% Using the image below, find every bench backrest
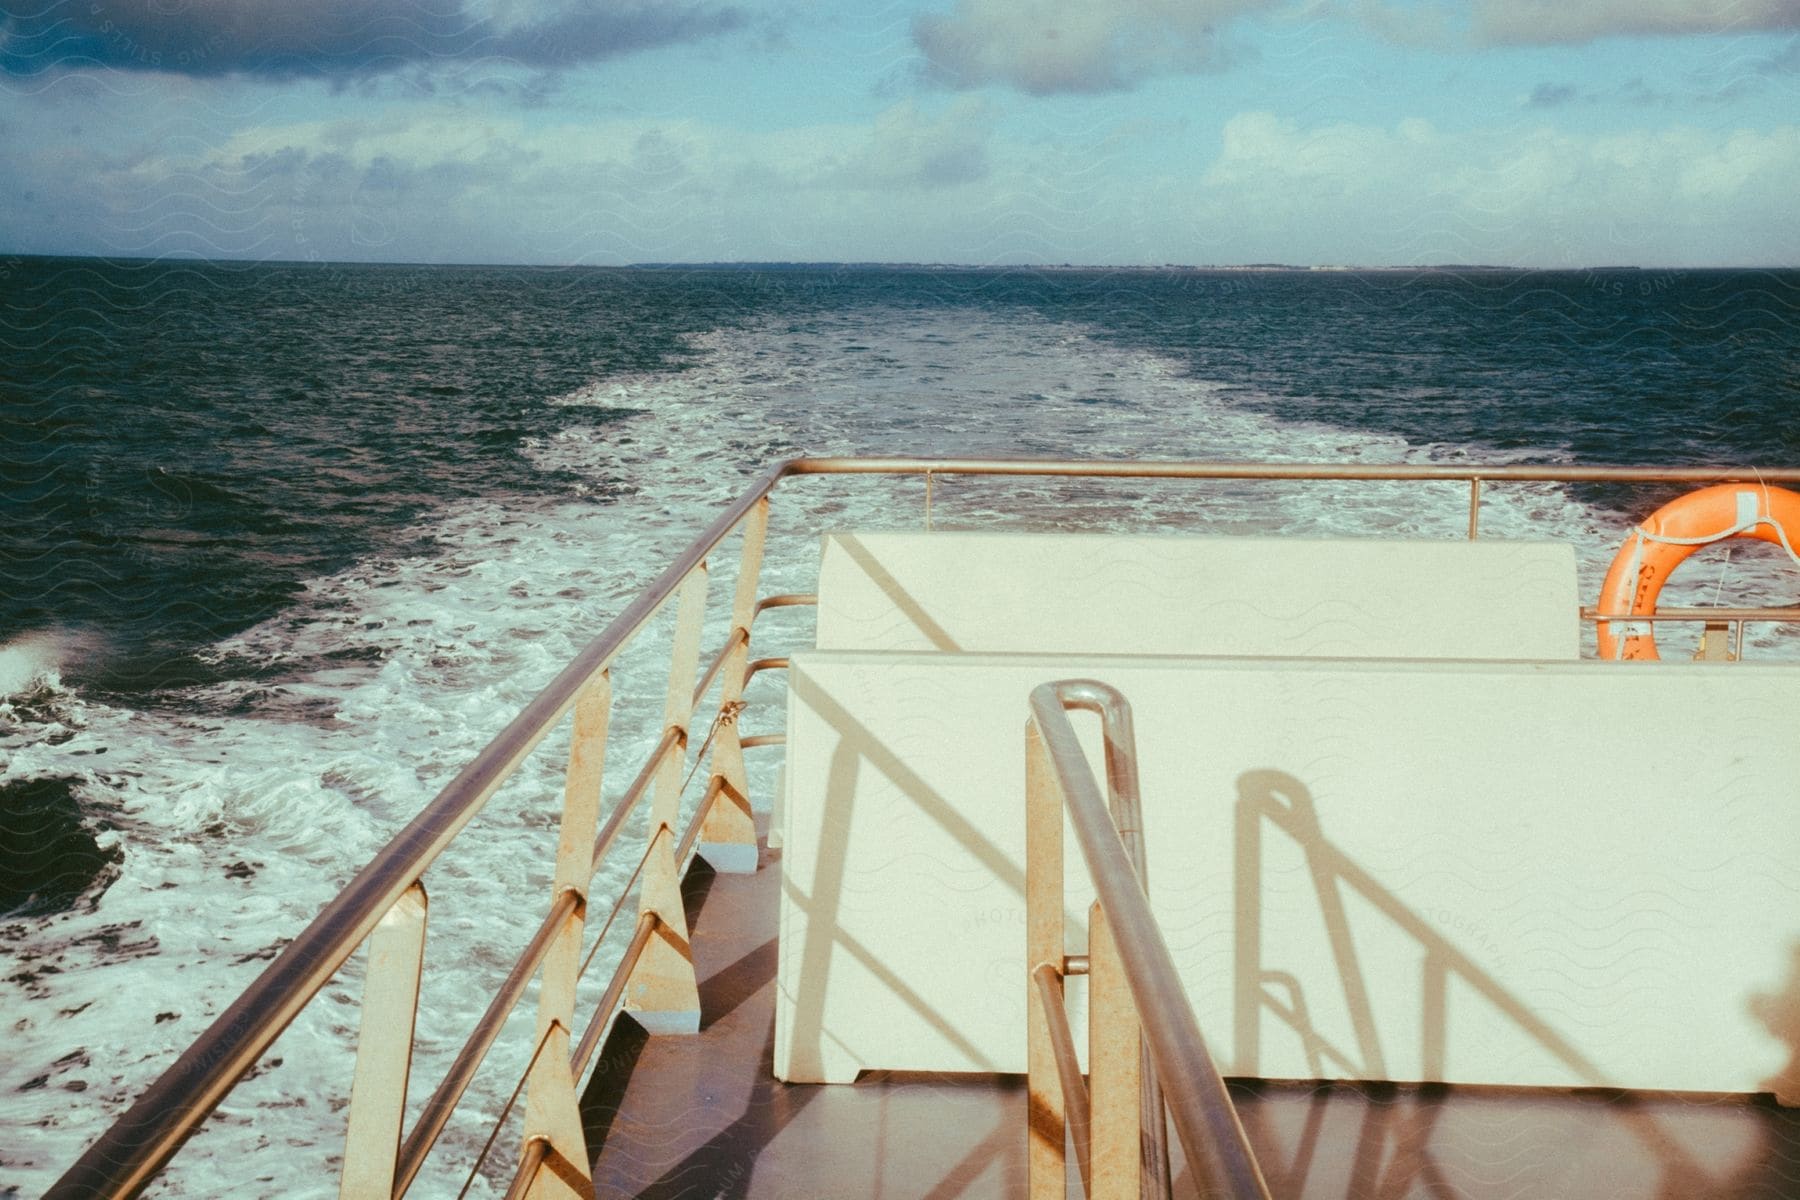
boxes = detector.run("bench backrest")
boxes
[776,651,1800,1102]
[815,532,1580,658]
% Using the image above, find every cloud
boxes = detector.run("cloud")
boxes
[0,97,1001,261]
[839,98,992,188]
[0,0,747,79]
[5,89,1793,266]
[1527,82,1578,107]
[1341,0,1462,50]
[911,0,1273,94]
[1521,71,1780,109]
[1347,0,1800,47]
[1193,110,1800,264]
[1473,0,1800,45]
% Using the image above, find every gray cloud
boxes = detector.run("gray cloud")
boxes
[1527,82,1577,107]
[1473,0,1800,45]
[1522,70,1780,109]
[0,0,746,79]
[1351,0,1800,48]
[912,0,1272,95]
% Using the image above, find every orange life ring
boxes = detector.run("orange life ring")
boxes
[1596,482,1800,659]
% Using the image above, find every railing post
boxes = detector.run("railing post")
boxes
[338,882,428,1200]
[698,499,768,873]
[1089,901,1143,1200]
[520,673,610,1197]
[1421,948,1448,1082]
[628,565,708,1034]
[1026,720,1068,1200]
[1695,620,1734,661]
[1233,784,1262,1078]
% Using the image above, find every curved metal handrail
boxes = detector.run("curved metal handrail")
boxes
[1036,680,1173,1200]
[1028,680,1272,1200]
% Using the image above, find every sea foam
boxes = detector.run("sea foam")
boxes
[0,631,68,697]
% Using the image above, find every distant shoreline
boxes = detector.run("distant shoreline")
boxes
[5,253,1787,272]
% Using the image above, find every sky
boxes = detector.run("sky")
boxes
[0,0,1796,267]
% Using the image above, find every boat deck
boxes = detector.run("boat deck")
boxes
[582,836,1031,1198]
[580,838,1800,1199]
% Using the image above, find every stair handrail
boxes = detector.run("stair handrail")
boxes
[1026,679,1272,1199]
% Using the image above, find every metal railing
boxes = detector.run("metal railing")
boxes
[1025,680,1272,1200]
[792,457,1800,659]
[48,463,792,1198]
[49,456,1800,1198]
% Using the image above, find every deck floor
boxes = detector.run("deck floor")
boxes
[580,840,1800,1199]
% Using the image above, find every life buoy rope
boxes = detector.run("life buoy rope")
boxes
[1596,482,1800,660]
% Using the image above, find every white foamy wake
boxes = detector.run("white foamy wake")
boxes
[4,304,1793,1197]
[0,630,75,698]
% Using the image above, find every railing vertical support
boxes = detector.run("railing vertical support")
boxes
[1421,948,1448,1082]
[520,673,611,1197]
[1696,620,1734,661]
[1026,721,1068,1200]
[652,563,710,829]
[338,882,428,1200]
[1089,901,1143,1200]
[1233,788,1261,1078]
[699,500,769,872]
[1467,477,1483,540]
[628,565,709,1034]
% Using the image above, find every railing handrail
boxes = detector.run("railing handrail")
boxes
[1035,680,1174,1200]
[46,460,794,1198]
[787,456,1800,483]
[1029,680,1272,1199]
[53,455,1800,1196]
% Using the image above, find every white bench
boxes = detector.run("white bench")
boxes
[815,531,1580,659]
[772,529,1581,848]
[775,652,1800,1101]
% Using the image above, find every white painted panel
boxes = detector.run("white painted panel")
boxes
[816,533,1579,659]
[776,653,1800,1103]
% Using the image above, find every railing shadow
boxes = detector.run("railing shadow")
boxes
[1230,767,1725,1197]
[782,673,1038,1079]
[1227,1081,1460,1200]
[828,534,965,651]
[1222,1076,1800,1200]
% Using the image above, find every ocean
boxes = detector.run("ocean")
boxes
[3,258,1798,1195]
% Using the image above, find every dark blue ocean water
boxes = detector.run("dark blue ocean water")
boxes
[7,261,1795,705]
[4,256,1799,1190]
[2,260,733,697]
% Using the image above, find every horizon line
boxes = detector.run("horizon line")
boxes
[6,252,1797,272]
